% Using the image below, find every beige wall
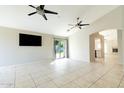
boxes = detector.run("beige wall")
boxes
[0,26,54,66]
[90,32,104,62]
[69,6,123,63]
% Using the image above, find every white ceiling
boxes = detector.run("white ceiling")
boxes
[0,5,119,36]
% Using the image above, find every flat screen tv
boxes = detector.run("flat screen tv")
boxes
[19,33,42,46]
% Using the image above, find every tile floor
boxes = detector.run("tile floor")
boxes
[0,56,124,88]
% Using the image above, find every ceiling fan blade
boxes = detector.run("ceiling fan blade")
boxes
[67,29,70,32]
[68,24,74,26]
[28,12,37,16]
[79,24,90,26]
[42,14,47,20]
[67,26,75,32]
[79,21,82,24]
[70,26,75,30]
[29,5,36,9]
[40,5,45,10]
[79,26,82,29]
[44,9,58,15]
[77,17,80,22]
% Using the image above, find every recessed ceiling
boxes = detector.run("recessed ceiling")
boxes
[0,5,119,36]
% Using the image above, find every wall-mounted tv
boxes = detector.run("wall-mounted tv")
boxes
[19,33,42,46]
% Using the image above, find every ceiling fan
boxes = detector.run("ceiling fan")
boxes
[67,17,89,32]
[28,5,58,20]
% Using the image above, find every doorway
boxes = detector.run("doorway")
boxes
[90,32,104,62]
[54,39,68,59]
[90,29,119,63]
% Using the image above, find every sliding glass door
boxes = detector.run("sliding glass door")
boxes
[54,39,68,59]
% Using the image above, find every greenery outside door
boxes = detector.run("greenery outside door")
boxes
[54,39,67,59]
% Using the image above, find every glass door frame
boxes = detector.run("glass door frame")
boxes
[54,38,69,59]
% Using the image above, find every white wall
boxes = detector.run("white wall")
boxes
[102,30,118,55]
[69,6,123,63]
[117,30,123,63]
[69,30,89,62]
[105,39,118,55]
[0,26,54,66]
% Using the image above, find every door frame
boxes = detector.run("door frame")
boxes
[90,32,104,62]
[53,38,69,59]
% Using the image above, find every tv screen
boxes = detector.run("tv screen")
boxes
[19,33,42,46]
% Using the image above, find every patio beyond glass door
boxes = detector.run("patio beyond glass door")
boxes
[54,39,67,59]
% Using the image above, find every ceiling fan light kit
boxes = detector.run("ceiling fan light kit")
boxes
[67,17,89,32]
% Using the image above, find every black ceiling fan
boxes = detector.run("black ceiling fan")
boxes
[28,5,58,20]
[67,17,89,32]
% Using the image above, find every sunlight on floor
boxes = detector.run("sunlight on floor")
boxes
[50,58,70,65]
[0,57,124,88]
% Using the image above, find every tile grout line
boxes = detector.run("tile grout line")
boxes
[0,60,121,88]
[29,73,38,88]
[117,74,124,88]
[51,80,60,88]
[52,70,92,88]
[58,63,108,88]
[33,63,102,88]
[88,64,116,88]
[55,65,103,88]
[46,64,92,87]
